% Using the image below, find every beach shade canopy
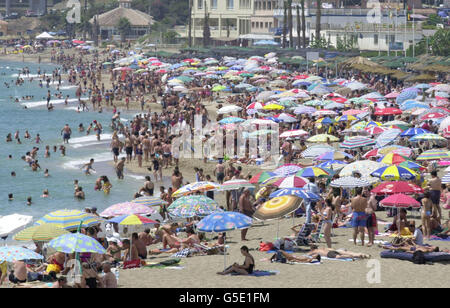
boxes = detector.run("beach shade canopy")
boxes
[400,127,430,137]
[219,179,254,191]
[269,188,320,201]
[249,171,277,184]
[371,165,419,181]
[339,160,387,177]
[380,194,420,208]
[0,246,43,263]
[131,196,168,207]
[273,164,303,176]
[0,214,33,238]
[295,167,329,178]
[416,149,450,161]
[410,133,446,142]
[34,210,102,231]
[107,214,158,225]
[301,145,335,158]
[172,181,221,198]
[315,151,353,161]
[14,224,69,242]
[196,212,252,233]
[375,129,402,148]
[49,233,107,254]
[253,196,302,221]
[36,32,54,39]
[330,176,371,188]
[100,202,156,217]
[269,175,309,188]
[340,136,376,149]
[167,195,221,218]
[371,181,423,195]
[307,134,339,143]
[280,129,309,138]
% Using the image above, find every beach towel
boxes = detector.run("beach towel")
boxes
[429,235,450,241]
[144,259,181,268]
[266,250,294,254]
[288,261,321,265]
[230,270,279,277]
[321,257,355,262]
[170,248,191,258]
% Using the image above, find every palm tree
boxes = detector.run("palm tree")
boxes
[301,0,306,48]
[288,0,293,48]
[296,4,301,49]
[315,0,321,43]
[203,1,211,47]
[117,17,131,43]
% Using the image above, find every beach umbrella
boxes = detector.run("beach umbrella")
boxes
[416,149,450,161]
[49,233,106,254]
[218,117,244,124]
[316,160,347,171]
[132,196,168,207]
[35,210,103,231]
[385,92,400,99]
[100,202,156,217]
[254,196,302,221]
[219,179,254,191]
[312,109,337,116]
[263,103,284,111]
[14,224,69,242]
[269,175,309,188]
[108,214,158,225]
[212,85,227,92]
[375,129,402,148]
[377,153,409,165]
[396,90,418,104]
[167,195,221,218]
[315,151,353,161]
[371,165,419,181]
[335,115,357,122]
[398,161,424,171]
[442,173,450,184]
[307,134,339,143]
[0,246,43,262]
[172,181,221,198]
[269,188,320,201]
[400,127,430,137]
[0,214,33,238]
[248,129,276,137]
[380,194,420,208]
[301,145,335,158]
[295,167,329,178]
[371,181,423,195]
[325,102,345,110]
[330,176,371,188]
[315,117,335,125]
[273,164,303,176]
[275,113,297,123]
[246,102,265,110]
[410,133,446,142]
[374,108,403,116]
[365,125,388,135]
[197,212,253,269]
[340,160,386,177]
[340,136,375,149]
[420,112,446,121]
[280,129,309,138]
[249,171,277,184]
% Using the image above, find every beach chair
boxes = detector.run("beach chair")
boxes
[311,220,324,243]
[193,243,225,255]
[294,223,315,246]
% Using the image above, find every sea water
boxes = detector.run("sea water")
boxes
[0,60,147,234]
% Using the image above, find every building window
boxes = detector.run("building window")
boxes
[227,0,234,9]
[374,34,378,45]
[210,0,217,9]
[252,22,255,28]
[198,0,203,9]
[263,1,266,9]
[268,1,271,9]
[265,22,268,28]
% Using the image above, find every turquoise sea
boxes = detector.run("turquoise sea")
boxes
[0,60,147,232]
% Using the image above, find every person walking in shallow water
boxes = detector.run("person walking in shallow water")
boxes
[61,124,72,144]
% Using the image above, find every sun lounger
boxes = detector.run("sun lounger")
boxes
[193,243,225,255]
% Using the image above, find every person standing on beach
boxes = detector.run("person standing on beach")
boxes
[61,124,72,144]
[428,171,442,221]
[239,189,254,241]
[351,187,368,246]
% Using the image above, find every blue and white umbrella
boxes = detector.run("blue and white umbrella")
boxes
[415,83,431,89]
[218,116,244,124]
[0,246,43,262]
[301,145,335,158]
[442,172,450,184]
[400,127,430,137]
[396,90,418,104]
[375,129,402,148]
[400,100,429,110]
[316,160,348,170]
[269,188,320,201]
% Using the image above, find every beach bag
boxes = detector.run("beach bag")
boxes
[259,242,274,252]
[412,251,426,265]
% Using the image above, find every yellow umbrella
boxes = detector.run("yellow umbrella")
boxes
[307,134,339,143]
[14,224,69,242]
[263,104,284,111]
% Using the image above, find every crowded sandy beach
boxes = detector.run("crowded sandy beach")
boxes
[0,38,449,290]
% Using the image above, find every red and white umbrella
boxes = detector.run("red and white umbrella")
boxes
[280,129,309,138]
[371,181,423,195]
[331,97,347,103]
[342,109,365,116]
[271,176,309,188]
[246,102,265,110]
[384,92,399,99]
[420,112,446,121]
[365,126,387,135]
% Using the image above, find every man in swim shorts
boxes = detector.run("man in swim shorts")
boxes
[61,124,72,144]
[351,188,368,246]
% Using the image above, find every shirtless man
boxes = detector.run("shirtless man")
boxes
[100,263,117,288]
[9,261,27,284]
[214,159,225,184]
[61,124,72,144]
[115,157,125,180]
[239,189,254,241]
[350,187,368,246]
[142,135,151,162]
[124,134,133,163]
[110,137,121,163]
[132,233,147,259]
[162,141,171,168]
[171,169,183,191]
[122,239,139,261]
[428,171,442,221]
[138,229,153,246]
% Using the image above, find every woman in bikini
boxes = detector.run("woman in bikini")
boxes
[217,246,255,275]
[422,191,433,239]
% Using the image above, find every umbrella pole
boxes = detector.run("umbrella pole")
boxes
[223,237,226,271]
[277,218,280,240]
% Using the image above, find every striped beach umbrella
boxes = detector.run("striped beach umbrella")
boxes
[273,164,303,176]
[377,153,409,165]
[49,233,107,254]
[375,129,402,148]
[295,167,329,178]
[249,171,277,184]
[365,125,388,135]
[442,172,450,184]
[380,194,420,208]
[301,145,335,158]
[330,176,371,188]
[34,210,103,231]
[172,181,221,198]
[398,160,425,170]
[416,149,450,161]
[316,160,347,170]
[410,133,446,142]
[340,136,375,149]
[108,214,158,225]
[219,179,254,191]
[253,196,302,221]
[269,188,320,201]
[371,165,419,181]
[14,224,69,242]
[269,175,309,188]
[132,196,168,207]
[315,151,353,161]
[168,195,221,218]
[400,127,430,137]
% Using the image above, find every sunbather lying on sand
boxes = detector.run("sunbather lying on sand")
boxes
[150,226,200,254]
[270,250,321,264]
[308,244,370,260]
